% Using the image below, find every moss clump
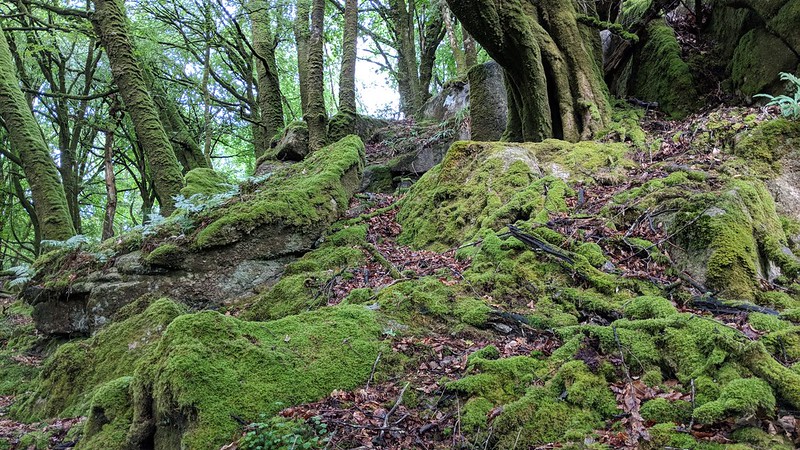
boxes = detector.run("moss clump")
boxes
[460,397,493,432]
[453,297,492,327]
[640,398,692,424]
[81,376,134,449]
[180,168,232,198]
[194,135,364,248]
[144,243,184,268]
[674,179,800,299]
[623,296,678,320]
[692,378,775,424]
[0,302,39,396]
[732,119,800,176]
[14,298,186,421]
[575,242,606,268]
[551,361,619,417]
[131,305,385,449]
[632,21,698,118]
[397,140,632,251]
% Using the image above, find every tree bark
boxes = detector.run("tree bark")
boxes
[305,0,328,151]
[91,0,185,215]
[464,28,478,70]
[442,4,467,78]
[0,28,75,242]
[339,0,358,116]
[294,0,312,116]
[102,127,117,240]
[446,0,610,142]
[249,0,285,157]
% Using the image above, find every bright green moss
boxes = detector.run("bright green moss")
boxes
[144,243,183,267]
[748,313,792,332]
[453,297,492,327]
[575,242,606,267]
[460,397,493,433]
[632,22,698,118]
[732,119,800,176]
[730,426,795,450]
[397,140,634,251]
[551,361,619,417]
[14,298,186,422]
[640,398,692,424]
[693,378,775,424]
[623,296,678,320]
[762,327,800,360]
[194,135,365,248]
[180,168,232,198]
[132,305,385,449]
[81,377,134,450]
[448,351,542,404]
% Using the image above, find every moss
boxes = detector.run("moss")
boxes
[732,118,800,176]
[397,140,634,251]
[730,426,794,450]
[640,398,692,424]
[491,386,604,448]
[693,378,775,424]
[180,168,232,198]
[460,397,493,432]
[453,297,492,327]
[132,305,385,449]
[144,243,184,268]
[757,291,800,310]
[81,376,134,449]
[674,179,800,300]
[762,326,800,360]
[623,296,678,320]
[194,135,364,248]
[551,360,619,417]
[731,28,799,98]
[748,313,792,332]
[575,242,606,268]
[632,21,698,119]
[14,298,186,421]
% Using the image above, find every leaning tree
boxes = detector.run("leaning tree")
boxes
[446,0,611,142]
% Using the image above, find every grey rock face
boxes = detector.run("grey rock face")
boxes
[468,61,508,141]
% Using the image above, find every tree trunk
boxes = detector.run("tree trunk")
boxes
[329,0,359,142]
[143,67,210,173]
[391,0,422,118]
[305,0,328,151]
[464,28,478,70]
[339,0,358,116]
[250,0,285,157]
[294,0,312,116]
[442,4,467,78]
[446,0,610,142]
[92,0,185,215]
[0,28,75,242]
[102,127,117,240]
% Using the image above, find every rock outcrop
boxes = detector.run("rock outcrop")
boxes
[24,136,366,336]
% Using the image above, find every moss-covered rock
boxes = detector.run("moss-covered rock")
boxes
[631,21,698,118]
[14,298,186,421]
[693,378,775,424]
[130,305,385,449]
[195,135,365,249]
[397,140,632,251]
[731,28,799,98]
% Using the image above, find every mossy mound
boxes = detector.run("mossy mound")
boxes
[397,140,632,251]
[130,304,385,449]
[180,168,232,198]
[13,295,386,449]
[14,297,187,421]
[194,135,365,249]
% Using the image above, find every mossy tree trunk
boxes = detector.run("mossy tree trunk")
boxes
[446,0,611,142]
[294,0,312,116]
[92,0,185,215]
[329,0,358,141]
[305,0,328,151]
[0,28,76,242]
[390,0,445,118]
[142,66,210,173]
[249,0,285,157]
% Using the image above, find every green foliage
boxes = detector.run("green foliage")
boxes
[240,416,331,450]
[755,72,800,119]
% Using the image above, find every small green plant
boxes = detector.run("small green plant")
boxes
[755,72,800,119]
[239,415,330,450]
[5,265,35,289]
